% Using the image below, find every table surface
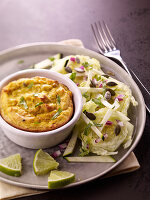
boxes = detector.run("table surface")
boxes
[0,0,150,199]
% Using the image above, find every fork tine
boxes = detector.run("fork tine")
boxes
[98,21,112,51]
[102,21,116,49]
[94,22,108,52]
[91,24,103,54]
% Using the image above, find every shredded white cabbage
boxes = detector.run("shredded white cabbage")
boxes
[50,55,138,156]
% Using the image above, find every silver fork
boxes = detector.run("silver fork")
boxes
[91,21,150,113]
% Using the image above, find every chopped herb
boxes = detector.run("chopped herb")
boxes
[19,96,28,109]
[34,121,40,124]
[93,122,103,127]
[82,92,89,99]
[35,102,43,107]
[102,83,106,96]
[82,62,89,68]
[82,92,90,101]
[84,123,92,135]
[48,57,55,61]
[70,72,76,81]
[52,108,62,120]
[56,95,61,105]
[94,74,101,81]
[17,60,24,64]
[27,82,34,89]
[33,93,39,97]
[92,98,103,107]
[80,146,90,157]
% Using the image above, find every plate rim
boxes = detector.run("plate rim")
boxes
[0,42,146,189]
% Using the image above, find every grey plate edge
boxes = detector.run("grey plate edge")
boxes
[0,42,146,189]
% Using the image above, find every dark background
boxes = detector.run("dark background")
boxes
[0,0,150,199]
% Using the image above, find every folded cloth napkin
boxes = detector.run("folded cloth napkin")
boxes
[0,39,140,200]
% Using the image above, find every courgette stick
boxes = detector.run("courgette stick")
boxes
[33,53,63,69]
[81,113,103,138]
[34,59,53,69]
[63,125,79,157]
[65,156,116,163]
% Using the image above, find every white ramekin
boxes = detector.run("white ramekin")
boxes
[0,69,83,149]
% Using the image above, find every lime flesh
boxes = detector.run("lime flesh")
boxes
[33,149,59,176]
[48,170,75,189]
[0,153,22,177]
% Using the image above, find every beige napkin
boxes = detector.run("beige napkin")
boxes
[0,39,140,200]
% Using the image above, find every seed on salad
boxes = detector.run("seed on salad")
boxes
[65,66,72,73]
[102,74,110,78]
[104,91,111,100]
[75,57,80,64]
[114,125,121,136]
[64,59,69,68]
[74,67,85,73]
[105,88,116,96]
[90,79,97,88]
[106,81,118,86]
[83,110,96,120]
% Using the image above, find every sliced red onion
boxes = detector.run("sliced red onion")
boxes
[103,133,108,139]
[95,137,101,143]
[51,150,61,158]
[70,57,75,62]
[80,65,84,70]
[83,76,88,81]
[99,83,103,88]
[74,67,85,73]
[116,94,124,101]
[76,57,80,64]
[86,144,89,149]
[116,120,124,127]
[58,143,68,150]
[76,83,80,86]
[106,121,113,125]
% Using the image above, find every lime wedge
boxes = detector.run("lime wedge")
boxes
[48,170,75,189]
[33,149,59,176]
[0,153,22,177]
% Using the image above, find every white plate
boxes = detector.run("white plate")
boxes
[0,43,146,189]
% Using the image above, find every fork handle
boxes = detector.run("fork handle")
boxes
[119,59,150,114]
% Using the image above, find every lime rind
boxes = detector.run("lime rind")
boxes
[0,153,22,177]
[48,170,75,189]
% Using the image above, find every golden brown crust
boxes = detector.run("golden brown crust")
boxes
[0,76,73,132]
